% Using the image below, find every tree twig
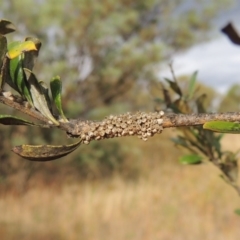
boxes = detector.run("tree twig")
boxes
[0,94,49,123]
[64,111,240,143]
[2,92,240,143]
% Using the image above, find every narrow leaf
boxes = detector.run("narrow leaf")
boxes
[187,71,198,100]
[39,81,52,112]
[0,115,38,126]
[164,78,182,96]
[24,68,59,125]
[179,154,202,165]
[203,121,240,134]
[0,19,16,35]
[50,76,68,122]
[3,56,21,92]
[9,54,33,105]
[12,140,81,161]
[7,40,37,59]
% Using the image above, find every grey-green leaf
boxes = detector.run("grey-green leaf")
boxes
[12,140,81,161]
[164,78,182,96]
[0,115,38,126]
[50,76,68,122]
[39,81,52,112]
[24,68,59,125]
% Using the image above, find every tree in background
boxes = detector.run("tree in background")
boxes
[1,0,231,114]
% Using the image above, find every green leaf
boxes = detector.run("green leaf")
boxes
[0,115,38,126]
[0,19,16,35]
[50,76,68,122]
[187,71,198,100]
[164,78,182,96]
[24,68,59,125]
[3,57,21,93]
[203,121,240,134]
[179,154,202,165]
[7,40,37,59]
[9,54,33,105]
[12,140,81,161]
[234,209,240,216]
[39,81,52,112]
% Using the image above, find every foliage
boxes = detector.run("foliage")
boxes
[158,70,240,195]
[0,19,82,160]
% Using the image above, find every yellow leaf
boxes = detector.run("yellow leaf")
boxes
[7,40,37,59]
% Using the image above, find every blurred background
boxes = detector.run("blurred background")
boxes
[1,0,240,239]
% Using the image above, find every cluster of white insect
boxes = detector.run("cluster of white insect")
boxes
[72,111,165,144]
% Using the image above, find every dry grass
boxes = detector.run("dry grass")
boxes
[1,134,240,240]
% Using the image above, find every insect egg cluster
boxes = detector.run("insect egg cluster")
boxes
[73,111,165,144]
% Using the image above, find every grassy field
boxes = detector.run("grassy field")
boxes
[0,133,240,239]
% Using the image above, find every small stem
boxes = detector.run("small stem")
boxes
[162,112,240,128]
[0,94,50,123]
[1,94,240,140]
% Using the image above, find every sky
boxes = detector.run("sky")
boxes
[160,0,240,94]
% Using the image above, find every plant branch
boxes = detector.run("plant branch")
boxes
[0,94,50,123]
[64,111,240,143]
[1,92,240,142]
[161,112,240,128]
